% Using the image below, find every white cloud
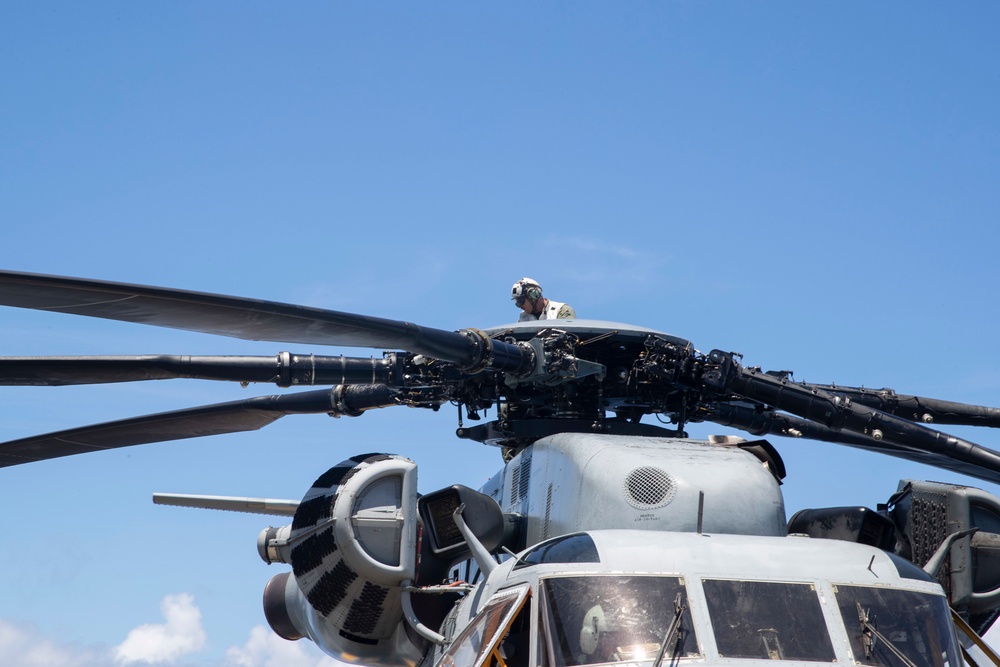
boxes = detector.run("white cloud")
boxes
[0,602,343,667]
[114,594,207,665]
[224,626,344,667]
[0,618,106,667]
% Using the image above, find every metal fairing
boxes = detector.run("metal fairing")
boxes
[484,434,786,541]
[482,319,686,344]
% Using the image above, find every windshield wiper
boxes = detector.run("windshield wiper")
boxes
[857,603,919,667]
[652,592,686,667]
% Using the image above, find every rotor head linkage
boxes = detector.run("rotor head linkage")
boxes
[455,328,534,376]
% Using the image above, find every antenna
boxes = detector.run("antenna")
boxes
[697,491,705,534]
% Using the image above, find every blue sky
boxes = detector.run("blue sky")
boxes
[1,3,999,665]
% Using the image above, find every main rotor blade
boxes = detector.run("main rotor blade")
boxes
[0,353,402,387]
[707,351,1000,484]
[708,402,1000,485]
[0,385,398,468]
[0,271,522,370]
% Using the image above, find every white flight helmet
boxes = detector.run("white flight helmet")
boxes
[511,277,543,307]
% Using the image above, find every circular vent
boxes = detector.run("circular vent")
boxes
[623,466,675,509]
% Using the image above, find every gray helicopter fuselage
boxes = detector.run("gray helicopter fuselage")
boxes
[425,432,961,667]
[431,529,958,667]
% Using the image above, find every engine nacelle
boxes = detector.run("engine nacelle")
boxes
[889,479,1000,634]
[261,453,424,665]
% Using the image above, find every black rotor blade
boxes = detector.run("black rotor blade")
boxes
[706,350,1000,484]
[0,385,399,468]
[800,383,1000,429]
[707,402,1000,485]
[0,353,402,387]
[0,270,527,372]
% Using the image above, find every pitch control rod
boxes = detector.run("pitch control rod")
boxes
[796,383,1000,429]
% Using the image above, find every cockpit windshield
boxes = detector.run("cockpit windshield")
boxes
[834,585,960,667]
[702,579,835,661]
[540,575,698,666]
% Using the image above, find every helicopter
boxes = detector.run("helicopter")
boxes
[3,269,1000,667]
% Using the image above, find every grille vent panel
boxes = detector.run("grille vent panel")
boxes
[623,466,676,509]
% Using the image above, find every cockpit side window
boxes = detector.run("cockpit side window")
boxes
[833,584,960,667]
[702,579,835,661]
[435,584,530,667]
[514,533,600,570]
